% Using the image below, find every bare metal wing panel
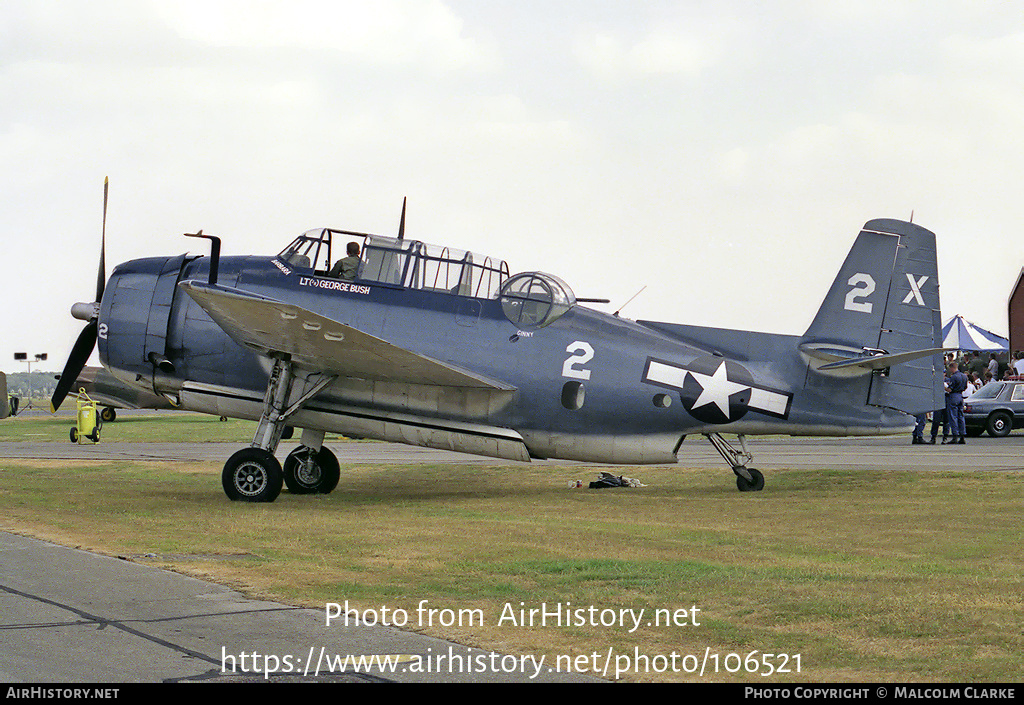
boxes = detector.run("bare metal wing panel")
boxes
[179,281,516,390]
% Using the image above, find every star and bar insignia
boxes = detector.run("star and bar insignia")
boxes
[642,355,793,424]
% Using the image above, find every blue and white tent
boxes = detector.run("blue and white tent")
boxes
[941,315,1008,351]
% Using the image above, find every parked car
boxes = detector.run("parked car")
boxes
[963,380,1024,436]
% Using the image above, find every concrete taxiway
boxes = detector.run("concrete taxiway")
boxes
[2,433,1023,470]
[0,531,595,683]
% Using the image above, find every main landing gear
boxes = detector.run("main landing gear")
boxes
[283,445,340,494]
[221,356,338,502]
[223,448,283,502]
[705,433,765,492]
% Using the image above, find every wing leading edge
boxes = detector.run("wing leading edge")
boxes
[179,281,516,391]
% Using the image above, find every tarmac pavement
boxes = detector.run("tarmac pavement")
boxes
[0,531,596,683]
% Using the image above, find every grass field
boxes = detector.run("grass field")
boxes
[1,417,1021,682]
[0,411,259,443]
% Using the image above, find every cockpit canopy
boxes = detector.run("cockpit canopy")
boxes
[498,272,576,329]
[277,229,510,299]
[277,229,578,328]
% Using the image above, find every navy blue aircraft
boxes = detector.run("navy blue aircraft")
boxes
[52,186,946,501]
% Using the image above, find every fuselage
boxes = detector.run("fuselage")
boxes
[97,246,911,465]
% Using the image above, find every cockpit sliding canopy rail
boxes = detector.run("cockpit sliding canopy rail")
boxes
[277,228,511,299]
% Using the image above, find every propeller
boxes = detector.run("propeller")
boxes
[51,177,108,412]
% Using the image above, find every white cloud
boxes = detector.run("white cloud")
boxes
[153,0,497,71]
[574,28,722,80]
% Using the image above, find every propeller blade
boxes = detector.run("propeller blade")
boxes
[96,176,108,302]
[50,321,97,412]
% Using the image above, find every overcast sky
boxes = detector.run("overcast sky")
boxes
[3,1,1022,374]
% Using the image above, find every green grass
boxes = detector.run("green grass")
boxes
[0,411,259,443]
[0,456,1021,682]
[0,411,353,444]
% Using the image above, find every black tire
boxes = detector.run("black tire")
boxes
[99,407,117,422]
[986,411,1013,437]
[283,446,340,494]
[222,448,283,502]
[70,427,79,443]
[736,467,765,492]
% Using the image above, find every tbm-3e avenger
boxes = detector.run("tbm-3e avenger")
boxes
[52,189,945,501]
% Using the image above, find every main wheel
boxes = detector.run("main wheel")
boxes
[735,467,765,492]
[283,446,340,494]
[986,411,1012,437]
[100,407,117,422]
[222,448,283,502]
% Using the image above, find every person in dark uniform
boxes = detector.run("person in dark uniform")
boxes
[929,372,950,444]
[945,361,969,444]
[912,413,927,445]
[329,242,361,279]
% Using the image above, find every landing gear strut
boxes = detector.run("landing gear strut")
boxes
[220,355,337,502]
[705,433,765,492]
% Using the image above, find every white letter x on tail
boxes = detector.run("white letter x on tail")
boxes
[902,274,928,306]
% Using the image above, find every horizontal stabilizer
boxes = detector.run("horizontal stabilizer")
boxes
[179,281,516,390]
[816,347,951,371]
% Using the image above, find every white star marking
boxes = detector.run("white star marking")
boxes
[687,361,751,418]
[643,358,792,420]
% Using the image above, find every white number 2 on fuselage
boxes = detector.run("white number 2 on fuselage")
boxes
[562,341,594,380]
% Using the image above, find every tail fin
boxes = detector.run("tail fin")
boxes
[802,219,944,414]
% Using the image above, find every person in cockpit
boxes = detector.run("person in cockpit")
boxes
[329,242,361,279]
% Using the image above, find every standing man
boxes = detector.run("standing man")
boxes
[929,369,950,445]
[946,361,969,445]
[968,352,987,379]
[987,353,999,381]
[912,413,927,445]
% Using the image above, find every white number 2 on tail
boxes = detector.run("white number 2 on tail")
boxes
[562,341,594,380]
[844,273,875,313]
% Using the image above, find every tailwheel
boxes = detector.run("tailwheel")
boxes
[734,467,765,492]
[706,433,766,492]
[222,448,283,502]
[283,445,340,495]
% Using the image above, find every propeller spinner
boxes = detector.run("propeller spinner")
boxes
[51,177,108,412]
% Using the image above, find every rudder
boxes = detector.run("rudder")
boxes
[866,219,943,414]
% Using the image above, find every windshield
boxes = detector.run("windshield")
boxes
[278,229,331,271]
[971,382,1004,400]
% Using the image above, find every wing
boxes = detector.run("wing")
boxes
[178,281,515,390]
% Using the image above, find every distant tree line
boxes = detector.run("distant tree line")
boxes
[2,371,59,399]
